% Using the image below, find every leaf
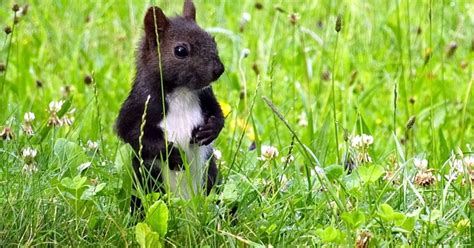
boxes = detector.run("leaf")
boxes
[341,210,366,229]
[324,164,344,181]
[314,114,331,164]
[316,226,342,243]
[135,223,161,248]
[357,164,384,183]
[54,138,88,172]
[80,183,106,200]
[344,173,362,193]
[61,175,87,190]
[377,203,395,222]
[114,144,133,173]
[115,145,133,211]
[145,232,161,248]
[145,200,169,237]
[398,216,416,233]
[429,209,442,223]
[219,180,239,202]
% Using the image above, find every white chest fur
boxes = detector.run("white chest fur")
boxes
[158,87,212,199]
[159,87,203,147]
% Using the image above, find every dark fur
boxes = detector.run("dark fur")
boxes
[116,0,225,213]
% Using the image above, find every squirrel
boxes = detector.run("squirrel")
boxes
[115,0,225,213]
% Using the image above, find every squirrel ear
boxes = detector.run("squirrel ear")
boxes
[144,7,168,45]
[183,0,196,21]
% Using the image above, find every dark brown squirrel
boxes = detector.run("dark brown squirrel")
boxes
[115,0,225,212]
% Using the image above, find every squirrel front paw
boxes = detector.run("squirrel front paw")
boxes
[191,115,223,146]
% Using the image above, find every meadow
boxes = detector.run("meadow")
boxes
[0,0,473,246]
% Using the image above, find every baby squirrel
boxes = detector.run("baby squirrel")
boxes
[116,0,225,211]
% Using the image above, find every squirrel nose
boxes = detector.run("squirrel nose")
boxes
[213,61,224,79]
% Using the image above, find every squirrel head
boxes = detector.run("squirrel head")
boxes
[141,0,224,90]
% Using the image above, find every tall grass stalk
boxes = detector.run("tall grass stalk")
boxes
[331,16,342,164]
[1,12,17,104]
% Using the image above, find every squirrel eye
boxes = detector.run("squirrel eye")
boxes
[174,45,189,58]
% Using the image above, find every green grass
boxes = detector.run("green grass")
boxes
[1,0,473,246]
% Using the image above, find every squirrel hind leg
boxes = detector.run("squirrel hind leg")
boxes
[205,157,218,195]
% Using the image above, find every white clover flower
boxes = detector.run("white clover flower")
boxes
[361,134,374,146]
[48,100,64,113]
[414,158,428,171]
[241,48,250,58]
[241,12,251,23]
[24,112,35,123]
[213,149,222,160]
[464,156,474,168]
[298,112,308,127]
[281,154,295,163]
[258,145,279,161]
[22,163,38,175]
[22,147,37,159]
[350,135,363,148]
[78,162,91,173]
[86,140,99,151]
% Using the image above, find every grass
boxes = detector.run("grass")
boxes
[1,0,473,246]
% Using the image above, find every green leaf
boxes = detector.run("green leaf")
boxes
[80,183,106,200]
[145,200,169,237]
[377,203,395,222]
[115,145,133,212]
[219,180,239,202]
[341,210,366,229]
[135,223,161,248]
[429,209,442,223]
[324,164,344,181]
[114,144,133,173]
[316,226,342,243]
[54,138,88,172]
[392,212,407,226]
[398,216,416,233]
[61,175,87,190]
[145,232,161,248]
[357,164,384,183]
